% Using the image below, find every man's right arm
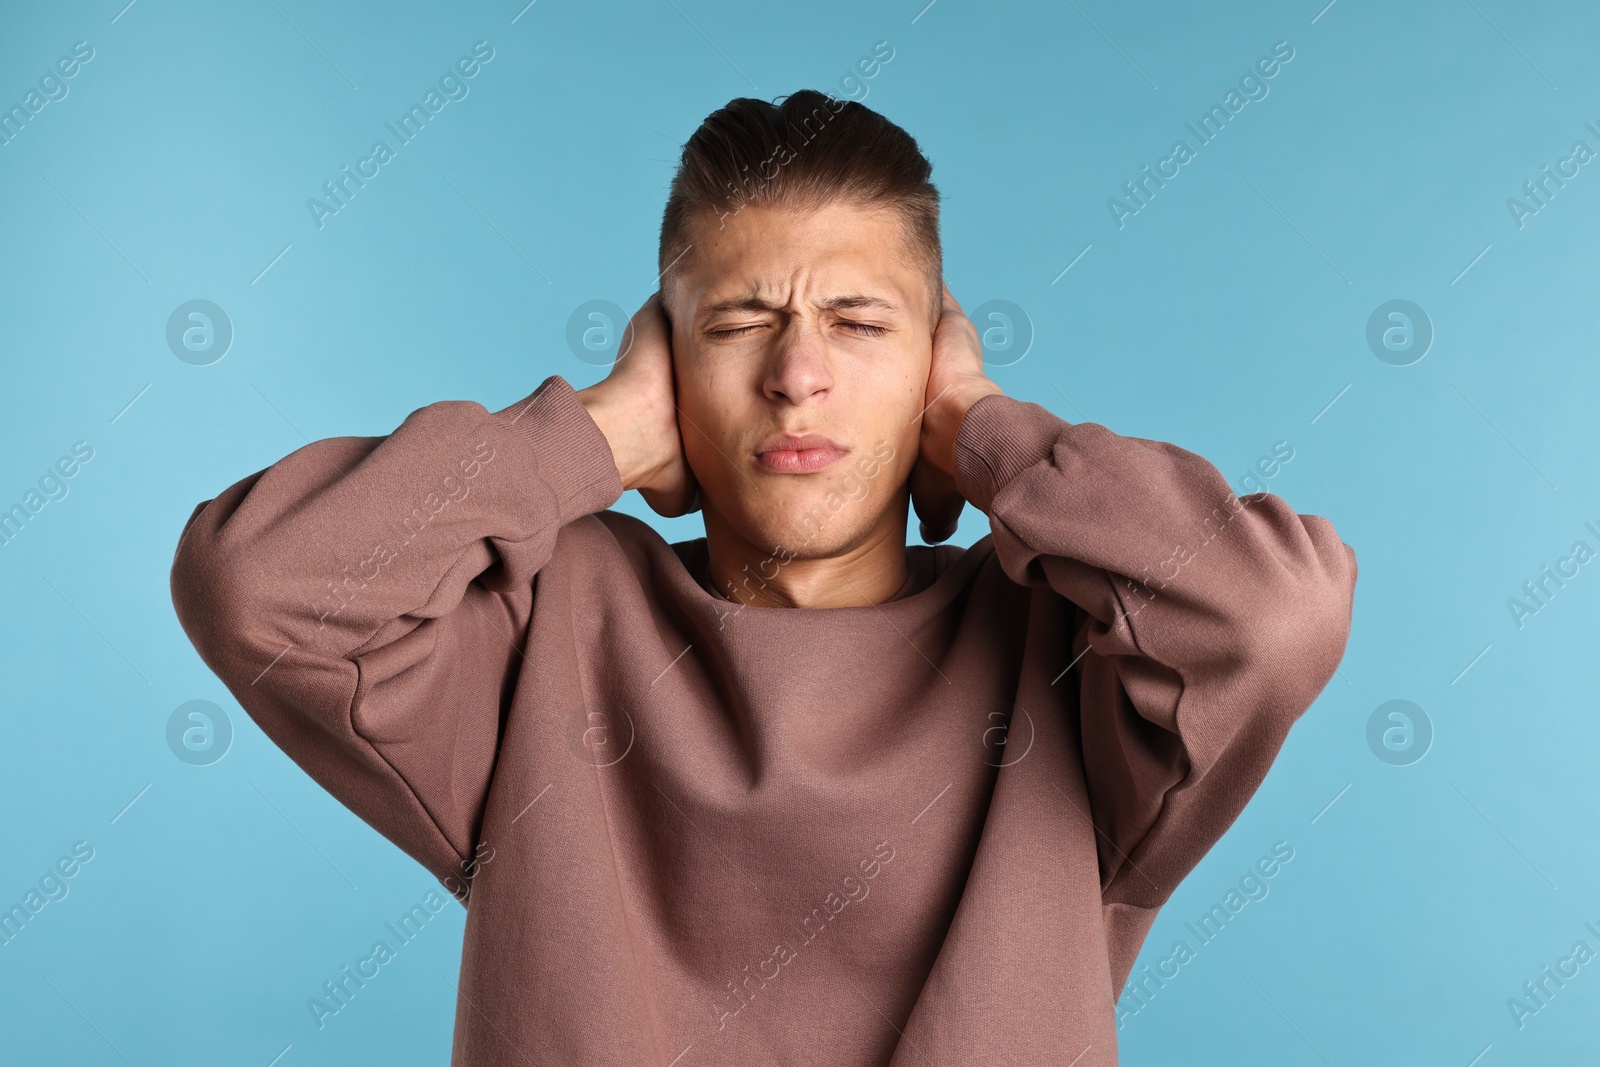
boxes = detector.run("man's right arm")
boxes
[168,375,623,898]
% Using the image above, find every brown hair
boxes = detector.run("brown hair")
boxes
[658,89,942,330]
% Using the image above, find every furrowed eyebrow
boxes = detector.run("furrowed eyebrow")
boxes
[699,293,902,319]
[822,294,900,313]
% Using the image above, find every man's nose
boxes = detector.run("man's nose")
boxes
[762,318,834,404]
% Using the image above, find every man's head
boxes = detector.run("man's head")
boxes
[656,90,943,567]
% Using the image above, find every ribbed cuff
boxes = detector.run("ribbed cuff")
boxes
[490,375,624,525]
[953,392,1066,515]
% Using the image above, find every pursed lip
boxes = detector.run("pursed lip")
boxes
[753,431,850,456]
[752,431,851,474]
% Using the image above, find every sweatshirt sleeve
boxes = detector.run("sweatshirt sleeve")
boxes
[952,393,1357,910]
[169,374,623,899]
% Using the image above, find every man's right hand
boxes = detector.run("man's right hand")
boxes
[576,291,701,518]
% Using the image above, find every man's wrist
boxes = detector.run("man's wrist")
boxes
[929,381,1006,476]
[576,387,645,491]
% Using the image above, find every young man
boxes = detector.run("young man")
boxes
[170,90,1356,1065]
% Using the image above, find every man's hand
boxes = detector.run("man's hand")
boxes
[576,291,701,518]
[909,282,1006,544]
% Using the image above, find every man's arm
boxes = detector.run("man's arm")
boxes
[950,391,1357,909]
[169,375,623,898]
[169,290,690,900]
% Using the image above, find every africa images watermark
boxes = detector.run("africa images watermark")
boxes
[0,440,95,550]
[712,40,895,232]
[439,839,495,906]
[1505,518,1600,630]
[309,437,497,632]
[1107,40,1296,230]
[1114,440,1295,626]
[1506,120,1600,231]
[1115,840,1295,1029]
[306,41,496,230]
[708,839,897,1035]
[1504,915,1600,1031]
[0,40,95,149]
[0,840,96,949]
[711,439,898,630]
[306,887,450,1030]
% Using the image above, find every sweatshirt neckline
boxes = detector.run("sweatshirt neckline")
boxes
[673,536,951,616]
[698,551,920,605]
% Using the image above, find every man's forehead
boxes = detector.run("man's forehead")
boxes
[696,289,907,317]
[670,203,922,318]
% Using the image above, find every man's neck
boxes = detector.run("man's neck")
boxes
[701,503,911,609]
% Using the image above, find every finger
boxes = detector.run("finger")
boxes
[941,280,962,315]
[648,288,673,330]
[621,293,669,360]
[918,518,957,545]
[916,495,963,544]
[916,490,961,543]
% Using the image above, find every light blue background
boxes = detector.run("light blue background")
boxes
[3,0,1596,1063]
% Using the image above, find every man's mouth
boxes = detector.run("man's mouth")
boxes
[754,432,850,474]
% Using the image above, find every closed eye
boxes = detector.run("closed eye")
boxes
[708,322,888,338]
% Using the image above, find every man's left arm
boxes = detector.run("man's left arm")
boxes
[947,390,1358,911]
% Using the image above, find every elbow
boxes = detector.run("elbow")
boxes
[171,499,217,626]
[1253,523,1357,720]
[171,504,227,658]
[169,498,265,675]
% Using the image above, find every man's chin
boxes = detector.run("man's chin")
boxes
[721,494,883,560]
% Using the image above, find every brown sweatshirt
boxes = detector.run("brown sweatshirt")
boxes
[169,374,1356,1066]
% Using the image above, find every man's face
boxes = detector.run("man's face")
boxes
[663,199,935,561]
